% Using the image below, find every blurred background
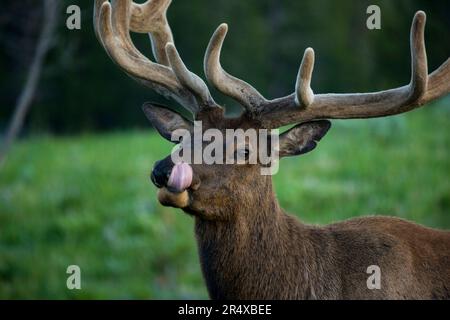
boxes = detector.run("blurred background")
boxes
[0,0,449,299]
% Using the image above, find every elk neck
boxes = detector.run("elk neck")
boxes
[193,176,326,299]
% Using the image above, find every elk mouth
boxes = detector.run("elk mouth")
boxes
[167,162,193,193]
[156,162,194,208]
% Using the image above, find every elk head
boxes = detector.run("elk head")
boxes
[94,0,450,220]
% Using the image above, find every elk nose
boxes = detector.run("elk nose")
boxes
[151,159,173,188]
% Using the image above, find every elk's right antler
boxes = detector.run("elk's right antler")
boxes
[94,0,220,115]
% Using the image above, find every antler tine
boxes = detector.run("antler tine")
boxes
[166,43,217,107]
[130,0,171,33]
[408,11,428,101]
[295,48,315,107]
[205,24,268,114]
[95,0,135,53]
[94,0,220,115]
[129,0,173,66]
[94,0,107,44]
[260,11,449,129]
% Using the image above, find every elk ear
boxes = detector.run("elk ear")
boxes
[278,121,331,158]
[142,103,193,142]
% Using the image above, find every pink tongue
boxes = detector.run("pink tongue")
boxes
[167,162,193,193]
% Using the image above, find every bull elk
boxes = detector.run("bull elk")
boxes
[94,0,450,299]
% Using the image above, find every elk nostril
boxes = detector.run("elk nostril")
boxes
[151,171,163,188]
[151,167,169,188]
[151,159,175,189]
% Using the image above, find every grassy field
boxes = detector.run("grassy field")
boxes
[0,104,449,299]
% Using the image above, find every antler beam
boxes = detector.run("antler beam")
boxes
[129,0,173,66]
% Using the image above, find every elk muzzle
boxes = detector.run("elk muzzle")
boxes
[151,159,194,208]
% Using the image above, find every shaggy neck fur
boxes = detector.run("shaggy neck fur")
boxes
[194,178,336,300]
[192,176,450,300]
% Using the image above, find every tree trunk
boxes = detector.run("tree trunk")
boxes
[0,0,59,167]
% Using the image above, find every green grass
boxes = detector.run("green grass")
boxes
[0,103,449,299]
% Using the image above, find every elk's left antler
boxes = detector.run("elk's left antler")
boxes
[204,11,449,128]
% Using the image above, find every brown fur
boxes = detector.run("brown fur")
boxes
[191,178,450,300]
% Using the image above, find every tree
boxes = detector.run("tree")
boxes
[0,0,60,166]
